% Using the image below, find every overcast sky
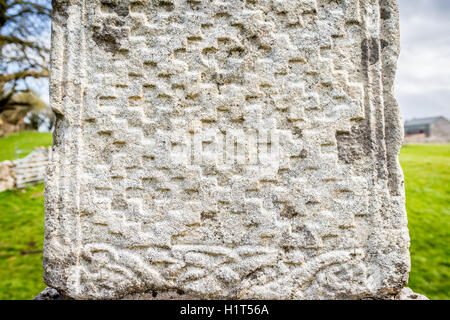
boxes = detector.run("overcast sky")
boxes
[397,0,450,120]
[34,1,449,121]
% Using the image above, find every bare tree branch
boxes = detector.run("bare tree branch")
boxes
[0,69,49,83]
[0,0,51,112]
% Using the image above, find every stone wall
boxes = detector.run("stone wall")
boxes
[0,161,16,193]
[0,148,50,192]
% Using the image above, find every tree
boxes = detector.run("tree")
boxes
[0,0,51,113]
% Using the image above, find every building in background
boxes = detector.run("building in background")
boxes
[404,116,450,143]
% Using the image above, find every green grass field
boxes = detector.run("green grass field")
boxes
[0,131,53,162]
[399,144,450,300]
[0,185,46,300]
[0,131,448,299]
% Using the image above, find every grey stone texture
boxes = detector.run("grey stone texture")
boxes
[44,0,411,299]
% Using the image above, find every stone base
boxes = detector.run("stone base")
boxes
[33,287,70,300]
[34,287,428,300]
[395,287,429,300]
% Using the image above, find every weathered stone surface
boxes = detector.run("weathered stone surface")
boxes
[44,0,410,299]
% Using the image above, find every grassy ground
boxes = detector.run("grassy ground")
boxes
[0,184,46,300]
[0,131,53,162]
[400,144,450,300]
[0,132,448,299]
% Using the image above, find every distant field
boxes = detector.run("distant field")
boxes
[0,131,53,162]
[399,144,450,300]
[0,131,448,299]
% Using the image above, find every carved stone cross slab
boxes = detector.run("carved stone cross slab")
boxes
[44,0,410,299]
